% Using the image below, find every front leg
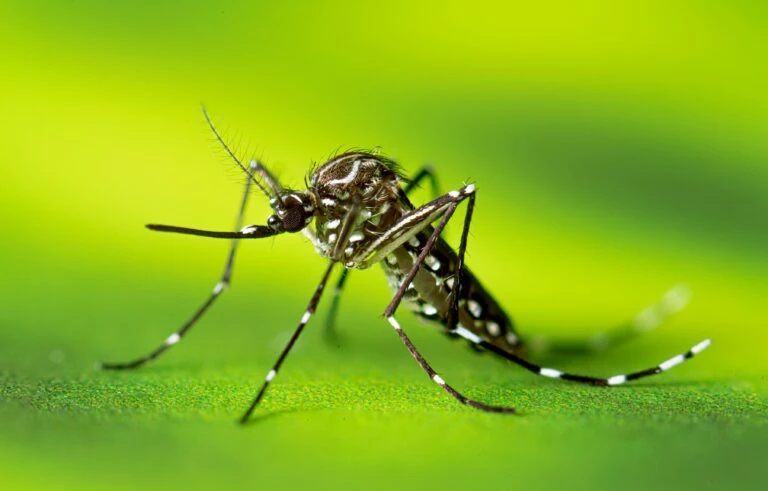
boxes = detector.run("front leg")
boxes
[374,184,517,413]
[101,163,271,370]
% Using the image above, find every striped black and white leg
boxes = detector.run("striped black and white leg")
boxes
[466,334,711,386]
[386,315,514,413]
[445,240,708,387]
[100,161,258,370]
[240,261,337,423]
[241,196,365,422]
[383,185,515,413]
[323,166,441,339]
[529,284,693,356]
[445,183,476,334]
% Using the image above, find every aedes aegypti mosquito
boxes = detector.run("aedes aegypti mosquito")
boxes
[102,109,711,423]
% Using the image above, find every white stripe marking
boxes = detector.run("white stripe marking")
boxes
[326,160,361,185]
[453,326,482,344]
[359,201,449,258]
[464,184,475,194]
[540,368,563,378]
[387,316,401,331]
[301,311,311,324]
[607,375,627,385]
[266,369,276,382]
[659,354,686,371]
[448,190,460,198]
[505,332,519,345]
[467,300,482,318]
[422,304,438,316]
[288,194,303,205]
[213,282,225,294]
[425,255,441,271]
[691,339,711,355]
[165,333,181,346]
[486,321,501,337]
[325,219,341,229]
[432,374,446,386]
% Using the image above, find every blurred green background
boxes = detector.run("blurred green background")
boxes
[1,1,766,490]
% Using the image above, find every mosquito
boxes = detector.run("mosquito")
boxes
[101,109,711,423]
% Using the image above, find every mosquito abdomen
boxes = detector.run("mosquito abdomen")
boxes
[382,229,523,355]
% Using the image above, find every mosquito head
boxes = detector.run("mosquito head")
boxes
[267,191,315,233]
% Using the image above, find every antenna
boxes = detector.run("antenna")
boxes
[201,105,273,202]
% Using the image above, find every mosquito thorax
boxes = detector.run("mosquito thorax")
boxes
[307,152,405,265]
[267,192,314,233]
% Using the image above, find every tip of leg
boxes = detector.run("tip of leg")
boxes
[100,359,143,370]
[467,400,517,414]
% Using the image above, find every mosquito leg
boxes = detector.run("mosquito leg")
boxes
[240,198,366,422]
[101,161,259,370]
[320,196,361,339]
[382,185,515,413]
[442,252,710,385]
[442,244,709,385]
[469,336,711,386]
[385,315,514,413]
[529,284,692,356]
[446,187,475,333]
[240,261,336,424]
[324,166,442,340]
[323,268,350,342]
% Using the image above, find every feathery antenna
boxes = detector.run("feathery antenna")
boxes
[201,105,273,201]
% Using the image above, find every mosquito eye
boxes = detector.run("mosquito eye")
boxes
[282,203,306,232]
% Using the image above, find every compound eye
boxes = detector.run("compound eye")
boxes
[282,202,306,232]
